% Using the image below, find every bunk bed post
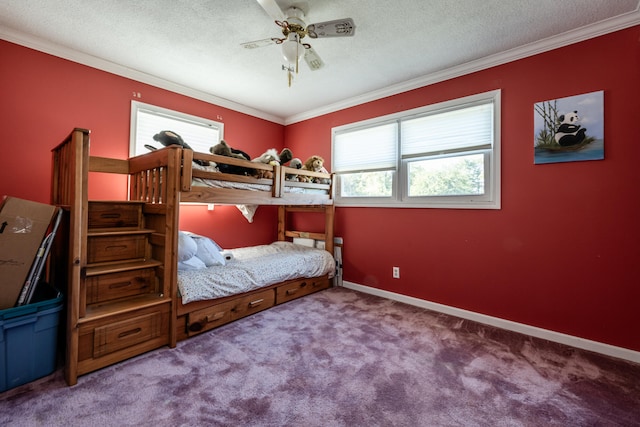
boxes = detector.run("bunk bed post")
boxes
[325,204,335,255]
[164,147,182,348]
[181,149,193,192]
[277,205,286,241]
[51,128,90,386]
[272,164,282,197]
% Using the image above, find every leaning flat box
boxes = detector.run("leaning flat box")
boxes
[0,196,58,310]
[0,287,63,392]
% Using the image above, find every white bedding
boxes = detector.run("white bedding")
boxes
[178,241,335,304]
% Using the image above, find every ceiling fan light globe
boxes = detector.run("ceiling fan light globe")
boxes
[282,39,305,63]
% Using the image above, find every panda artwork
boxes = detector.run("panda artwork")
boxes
[554,111,587,147]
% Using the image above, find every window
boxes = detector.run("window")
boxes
[130,101,223,157]
[332,90,500,209]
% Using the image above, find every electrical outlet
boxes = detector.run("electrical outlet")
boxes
[393,266,400,279]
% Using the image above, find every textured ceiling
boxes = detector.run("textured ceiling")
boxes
[1,0,639,124]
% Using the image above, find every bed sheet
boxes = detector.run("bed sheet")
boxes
[178,241,335,304]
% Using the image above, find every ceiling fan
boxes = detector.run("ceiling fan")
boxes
[242,0,356,86]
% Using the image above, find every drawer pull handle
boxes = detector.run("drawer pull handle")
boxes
[249,299,264,308]
[300,282,307,287]
[100,213,121,219]
[106,245,128,251]
[286,289,298,296]
[206,312,225,322]
[188,322,203,332]
[109,280,133,289]
[118,327,142,339]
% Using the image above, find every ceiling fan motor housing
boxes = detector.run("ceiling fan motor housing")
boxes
[281,7,307,39]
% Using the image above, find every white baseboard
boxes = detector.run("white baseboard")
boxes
[342,281,640,365]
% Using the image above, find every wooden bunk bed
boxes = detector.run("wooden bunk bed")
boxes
[52,128,335,385]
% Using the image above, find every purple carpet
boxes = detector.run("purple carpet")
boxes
[1,287,639,426]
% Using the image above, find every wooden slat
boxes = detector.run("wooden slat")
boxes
[89,156,129,174]
[285,230,326,241]
[190,169,273,185]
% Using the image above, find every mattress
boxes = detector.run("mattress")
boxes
[178,241,335,304]
[192,176,327,194]
[191,161,328,195]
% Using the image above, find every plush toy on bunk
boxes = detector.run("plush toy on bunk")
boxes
[301,155,331,184]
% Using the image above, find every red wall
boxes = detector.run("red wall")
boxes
[285,27,640,352]
[0,40,284,248]
[2,26,639,352]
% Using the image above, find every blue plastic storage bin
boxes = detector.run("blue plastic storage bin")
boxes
[0,288,63,392]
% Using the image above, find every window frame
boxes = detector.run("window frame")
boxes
[129,100,224,157]
[332,89,501,209]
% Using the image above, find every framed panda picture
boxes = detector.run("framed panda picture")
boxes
[533,91,604,164]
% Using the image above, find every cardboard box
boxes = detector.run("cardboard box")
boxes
[0,197,58,310]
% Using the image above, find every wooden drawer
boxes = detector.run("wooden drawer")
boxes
[231,288,275,320]
[88,202,142,229]
[276,277,330,304]
[86,268,156,305]
[93,312,163,358]
[88,234,147,263]
[77,304,170,373]
[187,300,235,336]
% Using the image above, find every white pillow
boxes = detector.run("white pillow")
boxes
[178,231,198,262]
[178,256,207,271]
[193,236,226,266]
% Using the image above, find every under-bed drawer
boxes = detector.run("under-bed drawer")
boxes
[187,300,236,336]
[186,289,276,336]
[276,277,330,304]
[230,289,275,320]
[86,268,156,305]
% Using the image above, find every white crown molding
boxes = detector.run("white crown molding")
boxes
[285,8,640,125]
[2,7,638,127]
[0,26,285,125]
[342,281,640,364]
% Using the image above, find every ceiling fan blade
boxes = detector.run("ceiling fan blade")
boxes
[304,47,324,71]
[241,38,276,49]
[307,18,356,38]
[257,0,285,22]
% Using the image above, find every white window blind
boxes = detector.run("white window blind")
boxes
[402,102,493,158]
[334,122,397,172]
[130,101,223,157]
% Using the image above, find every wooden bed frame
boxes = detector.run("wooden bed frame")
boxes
[51,128,335,385]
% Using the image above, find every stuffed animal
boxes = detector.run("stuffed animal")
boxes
[302,155,330,184]
[554,111,587,147]
[153,130,188,148]
[252,148,278,179]
[252,148,294,179]
[285,158,302,181]
[210,140,252,175]
[153,130,209,166]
